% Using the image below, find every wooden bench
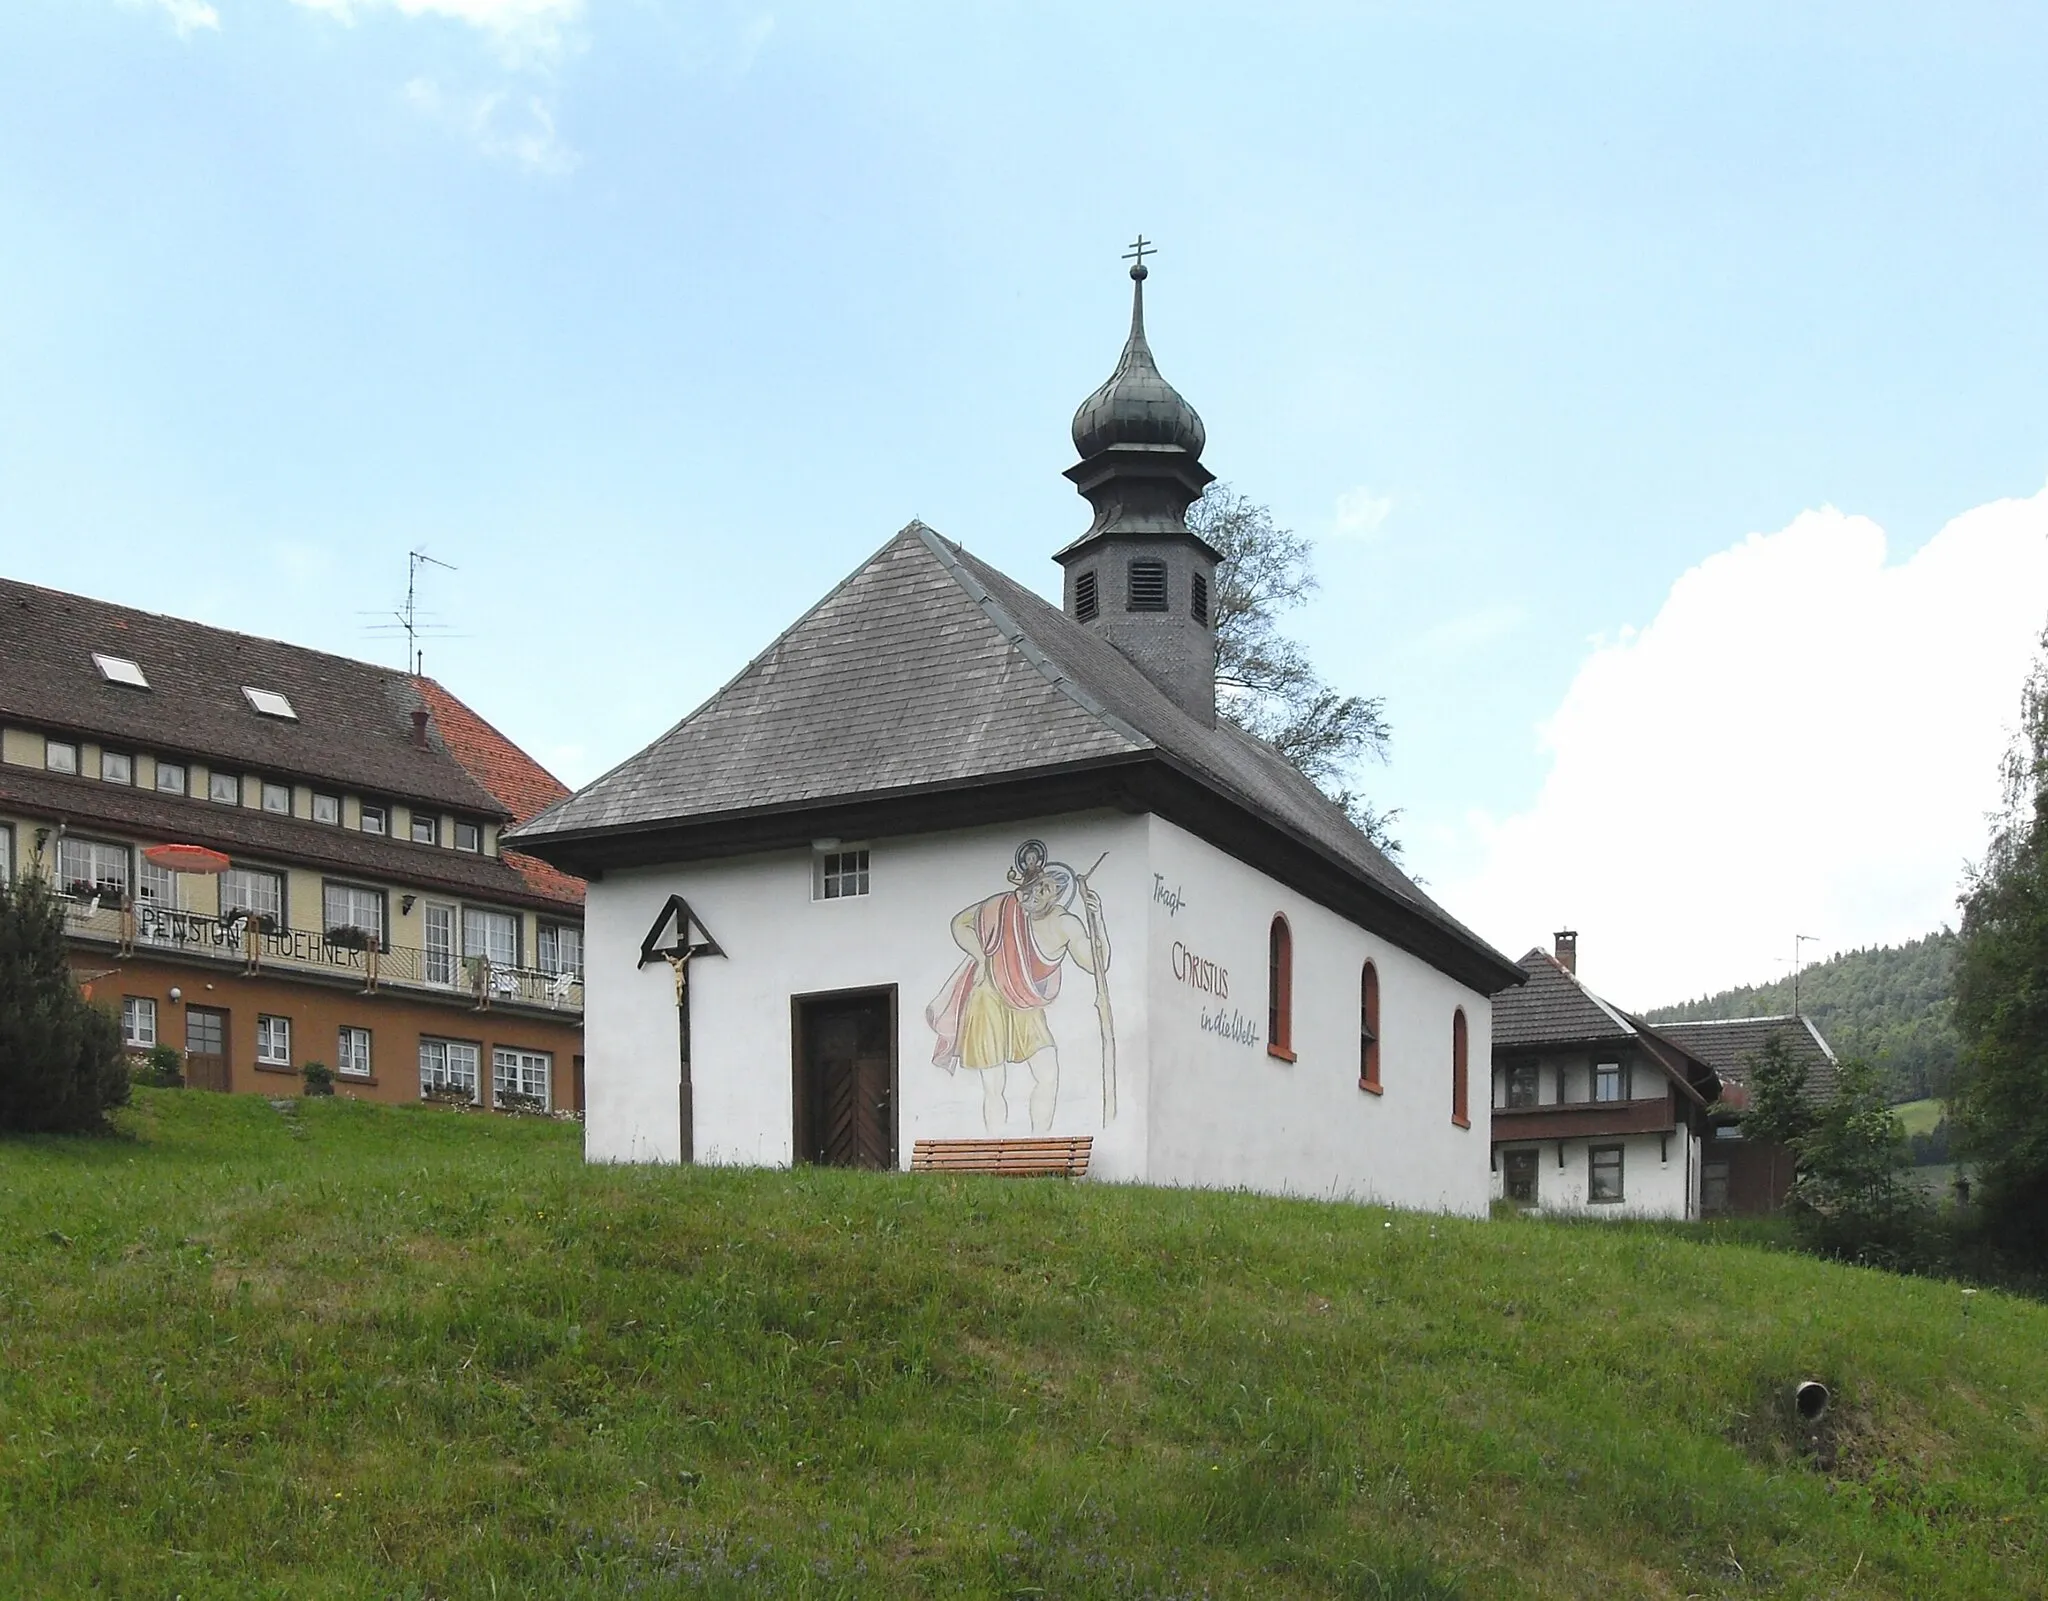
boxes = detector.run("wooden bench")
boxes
[910,1136,1092,1179]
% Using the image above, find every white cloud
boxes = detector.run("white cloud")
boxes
[129,0,220,36]
[1439,485,2048,1011]
[293,0,582,65]
[405,76,577,174]
[1333,486,1393,540]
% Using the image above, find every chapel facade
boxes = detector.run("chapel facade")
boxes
[509,259,1522,1213]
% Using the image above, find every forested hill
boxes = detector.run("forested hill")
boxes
[1645,931,1958,1102]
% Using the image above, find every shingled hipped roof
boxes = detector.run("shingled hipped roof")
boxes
[0,577,508,818]
[509,523,1521,991]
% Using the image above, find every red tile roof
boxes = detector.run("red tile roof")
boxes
[412,678,585,909]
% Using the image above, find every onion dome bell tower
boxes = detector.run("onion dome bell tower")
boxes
[1057,240,1221,724]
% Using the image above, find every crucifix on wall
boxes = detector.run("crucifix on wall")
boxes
[636,895,726,1163]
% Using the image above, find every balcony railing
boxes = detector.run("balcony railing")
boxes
[60,895,583,1015]
[1489,1095,1674,1142]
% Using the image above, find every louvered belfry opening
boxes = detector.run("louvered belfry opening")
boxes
[1126,558,1168,612]
[1075,568,1099,622]
[1056,252,1221,724]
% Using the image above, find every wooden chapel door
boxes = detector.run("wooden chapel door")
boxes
[796,991,895,1169]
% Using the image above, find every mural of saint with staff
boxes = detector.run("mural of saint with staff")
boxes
[926,839,1116,1131]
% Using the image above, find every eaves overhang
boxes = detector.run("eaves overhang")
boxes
[506,749,1525,996]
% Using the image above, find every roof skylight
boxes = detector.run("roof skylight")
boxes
[242,686,298,721]
[92,653,150,689]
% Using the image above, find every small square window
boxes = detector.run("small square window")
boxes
[209,771,242,806]
[262,782,291,815]
[122,996,158,1048]
[360,804,387,836]
[411,813,438,845]
[815,848,871,900]
[1589,1145,1625,1203]
[157,762,188,796]
[312,793,339,826]
[455,821,482,853]
[46,741,78,775]
[101,750,133,785]
[337,1026,372,1078]
[93,653,150,689]
[1594,1062,1623,1103]
[256,1014,292,1067]
[242,686,297,720]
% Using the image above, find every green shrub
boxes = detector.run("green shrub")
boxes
[0,874,129,1133]
[301,1061,334,1097]
[135,1044,185,1089]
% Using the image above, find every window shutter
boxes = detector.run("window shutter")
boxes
[1126,559,1168,612]
[1075,569,1099,622]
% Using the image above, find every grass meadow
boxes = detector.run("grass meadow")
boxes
[2,1089,2044,1599]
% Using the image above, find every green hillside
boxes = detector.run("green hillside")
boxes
[3,1091,2044,1599]
[1647,931,1959,1102]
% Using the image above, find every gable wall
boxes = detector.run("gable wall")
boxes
[580,811,1154,1175]
[1142,817,1492,1215]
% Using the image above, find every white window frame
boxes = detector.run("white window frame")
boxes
[537,922,583,978]
[138,859,179,909]
[337,1026,372,1079]
[46,740,78,775]
[1593,1061,1624,1103]
[122,996,157,1048]
[359,804,387,836]
[156,761,188,796]
[322,882,386,948]
[423,901,458,986]
[455,821,483,853]
[0,824,12,887]
[493,1047,551,1109]
[462,906,520,969]
[311,793,340,826]
[419,1037,480,1101]
[256,1014,292,1067]
[100,750,133,785]
[261,781,292,815]
[209,771,242,805]
[220,866,284,924]
[813,847,871,901]
[58,837,130,898]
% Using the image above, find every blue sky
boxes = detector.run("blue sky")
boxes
[6,2,2048,1000]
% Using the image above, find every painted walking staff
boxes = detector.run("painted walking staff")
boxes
[927,839,1114,1131]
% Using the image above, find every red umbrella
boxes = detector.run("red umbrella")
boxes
[142,843,232,874]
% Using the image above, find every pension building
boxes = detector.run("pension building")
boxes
[0,579,584,1111]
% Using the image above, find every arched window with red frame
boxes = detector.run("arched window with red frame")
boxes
[1451,1007,1471,1127]
[1359,961,1381,1093]
[1267,915,1294,1061]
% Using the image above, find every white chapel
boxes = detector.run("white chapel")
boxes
[508,258,1522,1214]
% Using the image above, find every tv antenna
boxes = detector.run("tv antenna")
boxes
[1793,933,1820,1017]
[362,550,459,675]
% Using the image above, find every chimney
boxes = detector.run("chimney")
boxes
[1554,929,1578,975]
[410,708,432,749]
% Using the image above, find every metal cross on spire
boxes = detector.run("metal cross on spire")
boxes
[1122,234,1155,277]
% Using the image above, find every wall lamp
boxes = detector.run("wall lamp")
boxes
[400,894,417,914]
